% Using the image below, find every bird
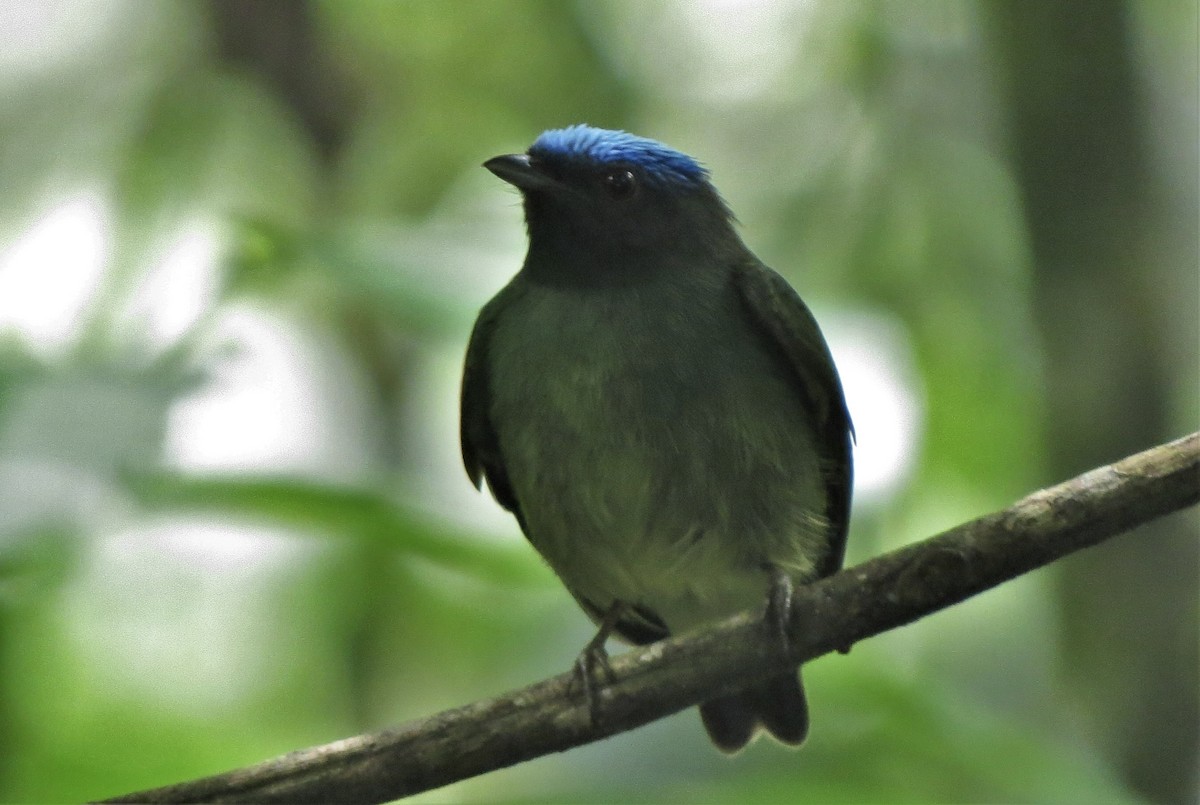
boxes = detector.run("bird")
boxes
[461,124,853,753]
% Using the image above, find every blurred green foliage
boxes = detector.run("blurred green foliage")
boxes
[0,1,1194,803]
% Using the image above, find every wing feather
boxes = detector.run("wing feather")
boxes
[460,284,527,531]
[730,260,854,576]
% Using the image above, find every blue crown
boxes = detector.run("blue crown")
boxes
[529,125,709,188]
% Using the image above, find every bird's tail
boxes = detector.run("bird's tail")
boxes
[699,671,809,753]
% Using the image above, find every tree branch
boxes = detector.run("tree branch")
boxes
[102,433,1199,804]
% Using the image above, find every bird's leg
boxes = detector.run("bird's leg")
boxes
[570,600,629,724]
[764,565,795,662]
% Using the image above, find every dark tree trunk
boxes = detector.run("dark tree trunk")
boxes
[985,2,1199,802]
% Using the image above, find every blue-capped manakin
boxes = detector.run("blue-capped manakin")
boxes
[461,125,853,752]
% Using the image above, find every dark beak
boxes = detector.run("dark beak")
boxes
[483,154,560,192]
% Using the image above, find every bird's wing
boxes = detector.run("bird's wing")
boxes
[730,259,854,576]
[460,284,527,532]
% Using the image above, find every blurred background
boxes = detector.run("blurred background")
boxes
[0,1,1196,802]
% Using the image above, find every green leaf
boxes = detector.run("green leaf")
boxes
[121,471,549,588]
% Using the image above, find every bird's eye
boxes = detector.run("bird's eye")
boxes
[603,169,637,199]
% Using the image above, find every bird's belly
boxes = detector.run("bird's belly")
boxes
[489,286,829,634]
[504,412,774,632]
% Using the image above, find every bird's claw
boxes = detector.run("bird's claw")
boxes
[765,566,795,661]
[567,601,628,725]
[570,641,615,724]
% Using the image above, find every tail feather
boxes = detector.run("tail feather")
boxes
[699,672,808,753]
[699,693,758,753]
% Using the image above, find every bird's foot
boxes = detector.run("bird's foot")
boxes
[765,566,795,661]
[568,601,628,725]
[571,639,614,725]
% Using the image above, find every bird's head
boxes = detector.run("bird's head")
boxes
[485,125,739,284]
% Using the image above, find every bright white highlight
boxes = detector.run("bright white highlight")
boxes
[0,191,110,356]
[824,309,924,501]
[164,304,376,482]
[119,218,224,350]
[164,306,324,474]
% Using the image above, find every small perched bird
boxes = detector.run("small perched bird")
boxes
[461,125,853,753]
